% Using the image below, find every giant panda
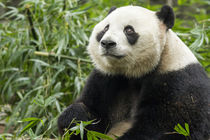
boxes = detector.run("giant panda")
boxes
[58,5,210,140]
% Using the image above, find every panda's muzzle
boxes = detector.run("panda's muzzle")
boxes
[101,40,116,50]
[100,40,126,59]
[102,53,125,59]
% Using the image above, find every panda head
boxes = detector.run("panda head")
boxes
[87,5,175,77]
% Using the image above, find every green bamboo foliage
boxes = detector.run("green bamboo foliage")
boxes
[0,0,101,138]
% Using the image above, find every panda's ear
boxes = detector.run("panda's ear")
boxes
[107,6,117,15]
[156,5,175,29]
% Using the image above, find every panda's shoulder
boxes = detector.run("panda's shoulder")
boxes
[149,63,210,90]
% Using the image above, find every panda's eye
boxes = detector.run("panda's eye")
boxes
[124,25,139,45]
[104,24,109,32]
[124,25,135,35]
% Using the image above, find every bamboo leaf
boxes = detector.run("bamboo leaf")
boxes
[20,117,40,122]
[89,131,113,140]
[185,123,190,135]
[19,120,39,136]
[30,59,50,67]
[80,121,84,140]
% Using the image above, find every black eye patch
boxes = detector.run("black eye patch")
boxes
[96,24,109,42]
[124,25,139,45]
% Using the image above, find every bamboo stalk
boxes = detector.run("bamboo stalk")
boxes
[166,0,173,7]
[26,6,39,51]
[34,51,91,63]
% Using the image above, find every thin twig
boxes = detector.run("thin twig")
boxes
[34,51,91,63]
[26,6,38,50]
[164,131,178,135]
[63,0,66,11]
[199,19,210,23]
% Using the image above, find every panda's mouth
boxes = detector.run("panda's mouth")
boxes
[102,53,126,59]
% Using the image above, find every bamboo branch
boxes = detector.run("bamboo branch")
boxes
[63,0,66,11]
[26,6,39,50]
[34,51,91,63]
[199,19,210,23]
[166,0,173,7]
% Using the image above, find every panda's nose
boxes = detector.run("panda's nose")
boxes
[101,40,116,49]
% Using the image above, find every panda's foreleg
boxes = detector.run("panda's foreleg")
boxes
[57,102,108,140]
[58,69,113,139]
[57,102,90,134]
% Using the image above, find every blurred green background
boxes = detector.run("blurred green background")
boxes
[0,0,209,139]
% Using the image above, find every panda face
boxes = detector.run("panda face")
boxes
[87,6,167,77]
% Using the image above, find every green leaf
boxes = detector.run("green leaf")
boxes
[185,123,190,135]
[0,2,5,8]
[14,77,30,83]
[174,123,190,137]
[83,120,95,126]
[21,117,40,122]
[93,136,99,140]
[45,96,56,107]
[87,131,93,140]
[33,95,45,107]
[70,125,80,131]
[19,120,39,136]
[53,82,61,93]
[80,121,84,140]
[89,131,113,140]
[0,68,19,73]
[30,59,50,67]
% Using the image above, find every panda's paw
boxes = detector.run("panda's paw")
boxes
[57,102,91,135]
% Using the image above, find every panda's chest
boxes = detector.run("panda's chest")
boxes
[107,87,140,138]
[108,86,140,124]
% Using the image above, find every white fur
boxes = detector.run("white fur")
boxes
[87,6,198,78]
[107,120,133,139]
[158,30,198,73]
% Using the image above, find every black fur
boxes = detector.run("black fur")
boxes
[57,103,91,135]
[58,63,210,140]
[58,102,108,140]
[96,25,109,42]
[124,25,139,45]
[108,6,117,15]
[96,30,105,42]
[156,5,175,29]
